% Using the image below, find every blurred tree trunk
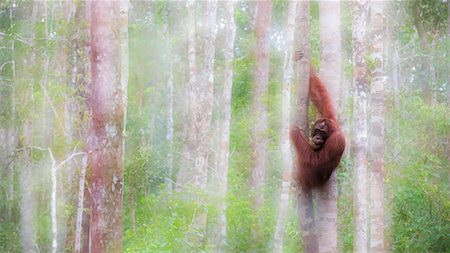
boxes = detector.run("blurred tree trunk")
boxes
[209,1,235,251]
[20,127,38,253]
[0,3,19,252]
[412,2,432,104]
[447,0,450,191]
[0,1,18,224]
[250,0,271,242]
[163,3,174,194]
[19,2,39,252]
[86,1,127,252]
[64,2,91,252]
[352,1,369,253]
[273,1,297,253]
[317,1,341,252]
[176,0,217,245]
[250,0,271,206]
[369,2,386,252]
[295,2,317,253]
[176,0,198,189]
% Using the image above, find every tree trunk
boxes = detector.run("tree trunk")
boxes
[295,2,317,253]
[176,0,198,190]
[352,1,369,253]
[447,0,450,193]
[209,1,235,251]
[163,4,174,194]
[20,122,38,253]
[412,2,432,104]
[20,3,39,251]
[250,0,271,211]
[369,2,386,252]
[273,2,297,252]
[74,155,88,253]
[317,1,341,252]
[87,1,127,252]
[249,0,272,243]
[176,0,217,246]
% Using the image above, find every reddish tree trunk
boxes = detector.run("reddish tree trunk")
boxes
[86,1,127,252]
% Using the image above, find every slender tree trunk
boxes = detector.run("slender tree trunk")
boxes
[209,1,236,251]
[249,0,272,243]
[74,155,88,253]
[273,2,297,252]
[176,0,198,189]
[412,3,432,104]
[250,0,272,211]
[317,2,341,252]
[20,123,38,253]
[352,1,369,253]
[163,4,174,194]
[447,0,450,192]
[369,2,386,252]
[295,2,317,253]
[20,3,39,251]
[87,1,127,252]
[176,0,217,246]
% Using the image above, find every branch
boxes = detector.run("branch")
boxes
[56,152,86,170]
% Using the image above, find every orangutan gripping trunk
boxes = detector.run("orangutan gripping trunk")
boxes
[290,68,345,191]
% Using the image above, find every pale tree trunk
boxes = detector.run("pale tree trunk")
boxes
[0,2,18,225]
[412,2,432,104]
[75,155,88,253]
[295,2,317,253]
[209,1,235,251]
[176,0,217,245]
[87,1,127,252]
[249,0,272,242]
[163,4,174,194]
[369,2,386,252]
[317,1,341,252]
[20,2,39,251]
[273,1,297,253]
[20,135,38,253]
[447,0,450,192]
[250,0,272,212]
[176,0,198,190]
[119,0,129,168]
[352,1,369,253]
[46,149,84,253]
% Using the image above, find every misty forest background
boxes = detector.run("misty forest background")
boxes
[0,1,449,253]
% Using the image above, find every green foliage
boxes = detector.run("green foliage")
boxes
[337,157,354,253]
[124,193,214,252]
[125,146,167,196]
[406,0,449,32]
[386,95,450,252]
[391,160,450,252]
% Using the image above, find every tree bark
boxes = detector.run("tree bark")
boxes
[176,0,217,246]
[447,0,450,193]
[75,155,88,253]
[412,2,432,104]
[250,0,272,210]
[295,2,317,253]
[317,1,341,252]
[369,2,386,252]
[87,1,127,252]
[352,1,369,253]
[163,4,174,194]
[209,1,236,251]
[176,0,198,189]
[273,1,297,252]
[249,0,272,243]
